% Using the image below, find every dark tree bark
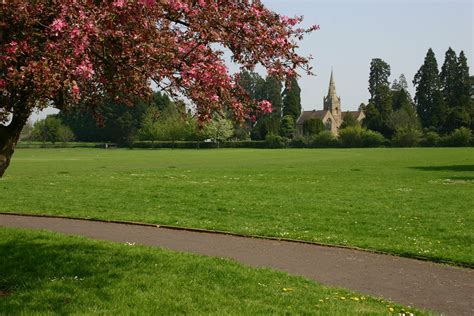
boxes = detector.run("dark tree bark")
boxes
[0,113,28,178]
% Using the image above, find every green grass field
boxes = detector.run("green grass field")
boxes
[1,148,473,265]
[0,228,427,315]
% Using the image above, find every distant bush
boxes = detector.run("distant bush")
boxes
[309,131,339,148]
[392,128,422,147]
[362,130,386,147]
[265,134,288,149]
[289,136,308,148]
[338,126,385,148]
[31,116,75,144]
[420,131,441,147]
[442,127,472,147]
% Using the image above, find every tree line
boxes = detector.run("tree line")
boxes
[363,47,472,144]
[23,47,472,148]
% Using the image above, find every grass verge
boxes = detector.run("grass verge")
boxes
[0,227,427,315]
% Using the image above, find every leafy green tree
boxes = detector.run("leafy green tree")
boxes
[364,59,393,136]
[369,58,391,99]
[263,76,283,118]
[260,75,283,135]
[388,108,421,133]
[59,92,172,144]
[392,74,409,91]
[413,49,446,130]
[237,70,266,101]
[437,49,472,132]
[282,77,302,121]
[341,112,360,129]
[440,48,460,109]
[280,115,296,138]
[303,118,325,136]
[204,117,234,147]
[138,107,162,143]
[32,116,75,144]
[19,121,34,142]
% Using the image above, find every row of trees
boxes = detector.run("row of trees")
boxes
[363,48,472,140]
[237,71,302,140]
[25,72,304,145]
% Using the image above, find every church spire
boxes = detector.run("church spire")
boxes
[323,69,342,122]
[328,68,337,97]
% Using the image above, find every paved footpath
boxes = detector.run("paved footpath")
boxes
[1,214,473,315]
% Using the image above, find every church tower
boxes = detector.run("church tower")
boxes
[323,70,342,127]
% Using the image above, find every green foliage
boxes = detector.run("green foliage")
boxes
[387,108,421,134]
[265,134,287,149]
[339,126,365,148]
[421,131,441,147]
[60,92,172,144]
[19,121,34,142]
[31,116,75,144]
[369,58,391,99]
[365,58,393,137]
[362,130,386,147]
[288,136,307,148]
[282,77,302,121]
[262,76,283,117]
[392,128,423,147]
[138,107,161,143]
[439,49,472,132]
[232,125,251,141]
[442,127,472,147]
[340,112,359,129]
[413,49,446,130]
[303,118,325,136]
[280,115,296,138]
[203,117,234,146]
[308,131,339,148]
[251,115,280,140]
[339,126,385,148]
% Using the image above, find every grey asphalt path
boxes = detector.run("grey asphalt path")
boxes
[1,214,473,315]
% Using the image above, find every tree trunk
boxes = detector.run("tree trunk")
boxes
[0,114,28,178]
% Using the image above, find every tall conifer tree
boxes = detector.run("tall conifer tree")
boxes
[440,47,460,108]
[282,77,302,121]
[413,49,445,129]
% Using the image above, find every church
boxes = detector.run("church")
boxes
[296,71,365,135]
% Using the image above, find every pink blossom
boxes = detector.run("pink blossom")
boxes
[112,0,126,8]
[139,0,155,8]
[0,79,5,90]
[51,18,67,32]
[6,41,18,54]
[258,100,273,114]
[71,84,80,95]
[75,59,95,79]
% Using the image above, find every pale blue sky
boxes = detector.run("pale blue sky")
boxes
[33,0,473,120]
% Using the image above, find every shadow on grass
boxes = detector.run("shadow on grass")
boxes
[0,235,125,313]
[410,165,474,172]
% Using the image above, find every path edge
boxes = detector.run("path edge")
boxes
[1,211,472,269]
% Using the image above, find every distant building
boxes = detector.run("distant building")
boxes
[296,71,365,135]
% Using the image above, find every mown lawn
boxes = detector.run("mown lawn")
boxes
[0,228,427,315]
[1,148,473,265]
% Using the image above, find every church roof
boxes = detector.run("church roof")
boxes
[342,111,363,119]
[296,110,329,125]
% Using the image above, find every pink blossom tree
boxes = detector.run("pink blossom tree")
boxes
[0,0,317,176]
